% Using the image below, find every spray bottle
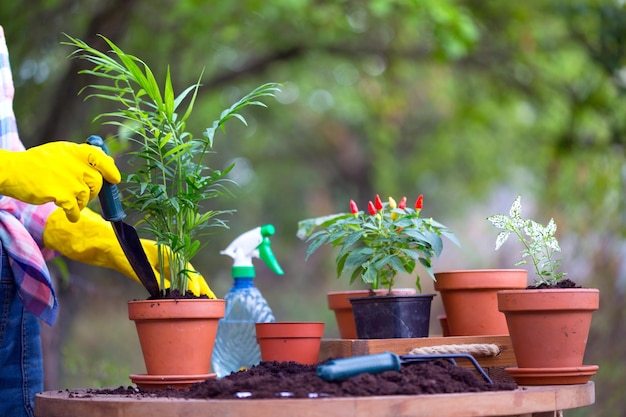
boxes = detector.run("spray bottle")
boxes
[212,224,284,378]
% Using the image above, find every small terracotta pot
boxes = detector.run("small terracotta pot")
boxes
[255,322,324,364]
[434,270,528,336]
[497,288,599,369]
[327,288,416,339]
[128,299,225,376]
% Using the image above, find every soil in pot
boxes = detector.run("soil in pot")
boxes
[88,360,516,399]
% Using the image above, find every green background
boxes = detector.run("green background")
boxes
[1,1,624,415]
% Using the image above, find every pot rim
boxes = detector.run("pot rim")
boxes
[255,321,325,338]
[327,288,418,309]
[128,298,226,320]
[435,269,528,274]
[434,269,528,290]
[497,288,600,312]
[348,293,436,305]
[498,288,599,294]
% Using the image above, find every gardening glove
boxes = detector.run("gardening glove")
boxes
[0,141,120,222]
[43,207,216,298]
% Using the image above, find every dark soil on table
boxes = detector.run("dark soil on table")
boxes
[86,360,517,400]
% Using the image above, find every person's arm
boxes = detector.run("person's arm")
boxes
[0,26,213,297]
[43,206,215,297]
[1,25,57,256]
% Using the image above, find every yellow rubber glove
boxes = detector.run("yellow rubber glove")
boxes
[43,207,215,298]
[0,141,121,222]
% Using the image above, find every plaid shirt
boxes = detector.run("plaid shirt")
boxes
[0,26,58,326]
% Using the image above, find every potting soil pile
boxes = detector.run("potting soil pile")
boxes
[89,360,517,399]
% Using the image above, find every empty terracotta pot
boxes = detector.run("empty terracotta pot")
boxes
[255,322,324,364]
[434,270,528,336]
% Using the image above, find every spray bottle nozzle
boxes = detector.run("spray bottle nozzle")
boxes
[221,224,284,277]
[260,224,275,237]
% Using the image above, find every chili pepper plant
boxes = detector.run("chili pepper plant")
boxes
[297,194,459,293]
[64,34,279,296]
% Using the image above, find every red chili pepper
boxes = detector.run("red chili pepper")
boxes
[415,194,423,210]
[368,201,377,215]
[374,194,383,211]
[349,199,358,214]
[398,196,407,210]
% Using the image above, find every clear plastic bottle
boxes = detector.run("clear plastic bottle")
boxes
[212,277,275,378]
[211,225,283,378]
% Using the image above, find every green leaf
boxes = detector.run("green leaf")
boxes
[304,235,329,260]
[343,248,374,271]
[163,66,175,117]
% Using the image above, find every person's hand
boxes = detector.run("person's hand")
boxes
[0,141,120,222]
[43,207,216,298]
[138,240,215,297]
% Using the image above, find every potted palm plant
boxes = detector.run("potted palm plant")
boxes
[64,34,279,389]
[298,194,459,339]
[488,195,599,385]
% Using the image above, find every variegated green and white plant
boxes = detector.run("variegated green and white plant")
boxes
[487,195,566,287]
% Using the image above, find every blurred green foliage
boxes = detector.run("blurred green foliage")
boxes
[1,1,625,415]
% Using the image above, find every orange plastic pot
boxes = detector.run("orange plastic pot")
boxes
[327,288,416,339]
[128,299,225,376]
[255,322,324,364]
[498,288,599,369]
[434,270,528,336]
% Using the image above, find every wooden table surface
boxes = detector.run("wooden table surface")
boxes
[35,382,594,417]
[35,337,595,417]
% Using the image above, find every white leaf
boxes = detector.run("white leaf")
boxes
[487,214,509,229]
[494,231,510,250]
[510,196,522,218]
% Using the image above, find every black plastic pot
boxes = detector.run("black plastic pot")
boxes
[349,294,436,339]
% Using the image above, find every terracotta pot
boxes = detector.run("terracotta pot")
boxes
[128,299,225,378]
[255,322,324,364]
[437,314,450,337]
[498,288,600,385]
[350,294,435,339]
[434,270,528,336]
[327,288,416,339]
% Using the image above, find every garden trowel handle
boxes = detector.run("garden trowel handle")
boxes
[317,352,402,381]
[85,135,126,222]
